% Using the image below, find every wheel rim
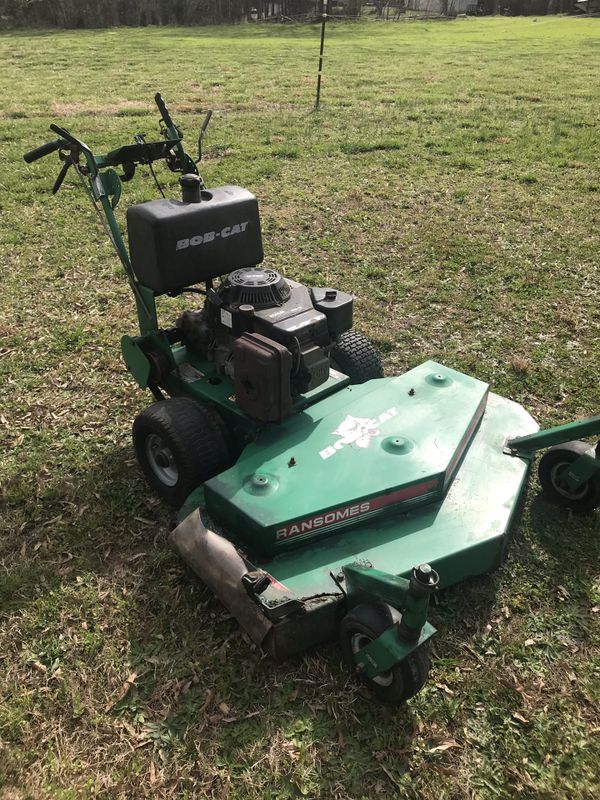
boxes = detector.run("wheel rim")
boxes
[550,461,588,501]
[145,433,178,487]
[350,632,393,687]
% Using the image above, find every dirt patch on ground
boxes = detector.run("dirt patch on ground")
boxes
[50,99,145,116]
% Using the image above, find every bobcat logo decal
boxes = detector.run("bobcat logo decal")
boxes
[319,407,398,460]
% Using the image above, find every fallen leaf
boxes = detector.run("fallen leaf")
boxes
[427,740,460,753]
[105,671,138,711]
[512,712,529,724]
[437,766,459,776]
[202,689,215,712]
[121,720,137,738]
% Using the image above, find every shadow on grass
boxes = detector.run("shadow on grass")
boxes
[0,444,168,615]
[0,439,469,753]
[5,440,597,790]
[526,493,600,579]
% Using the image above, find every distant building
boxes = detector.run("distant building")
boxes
[408,0,470,12]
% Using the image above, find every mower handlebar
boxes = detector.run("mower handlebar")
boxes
[24,123,91,166]
[155,92,174,129]
[49,123,88,151]
[23,138,66,163]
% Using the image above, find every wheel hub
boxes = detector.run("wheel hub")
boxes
[550,462,588,500]
[155,450,170,468]
[145,433,179,487]
[351,632,394,687]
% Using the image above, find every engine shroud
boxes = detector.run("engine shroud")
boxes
[177,266,354,421]
[128,172,355,423]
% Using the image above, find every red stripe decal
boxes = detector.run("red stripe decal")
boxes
[367,479,440,511]
[275,478,440,542]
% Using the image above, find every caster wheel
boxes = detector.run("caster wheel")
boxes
[340,602,430,705]
[538,441,600,514]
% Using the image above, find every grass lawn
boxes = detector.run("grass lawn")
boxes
[1,14,599,800]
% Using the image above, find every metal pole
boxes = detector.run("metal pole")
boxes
[315,3,330,110]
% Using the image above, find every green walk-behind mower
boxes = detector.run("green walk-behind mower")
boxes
[24,94,600,705]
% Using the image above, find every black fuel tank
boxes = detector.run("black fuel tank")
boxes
[126,185,264,294]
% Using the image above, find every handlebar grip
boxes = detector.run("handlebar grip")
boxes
[155,92,174,128]
[49,123,80,147]
[23,139,64,163]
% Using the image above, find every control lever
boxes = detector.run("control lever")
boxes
[52,159,71,195]
[197,110,213,163]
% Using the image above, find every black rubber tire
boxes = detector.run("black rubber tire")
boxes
[330,330,384,384]
[340,602,430,705]
[538,440,600,514]
[132,397,233,507]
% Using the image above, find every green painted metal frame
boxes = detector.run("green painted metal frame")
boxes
[203,362,491,557]
[342,566,432,635]
[172,390,537,667]
[246,391,536,596]
[64,105,222,400]
[353,621,436,679]
[63,138,159,333]
[506,415,600,455]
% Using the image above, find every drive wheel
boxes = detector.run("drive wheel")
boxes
[133,397,232,506]
[340,602,430,705]
[538,441,600,514]
[330,330,384,384]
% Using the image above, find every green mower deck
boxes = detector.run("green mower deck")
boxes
[205,361,489,555]
[172,361,537,660]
